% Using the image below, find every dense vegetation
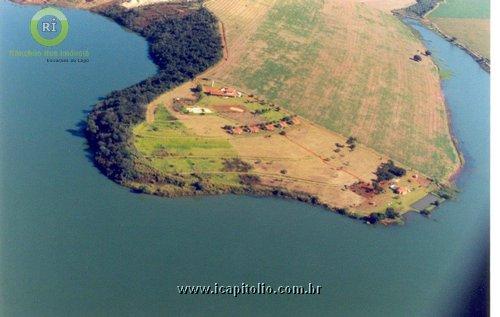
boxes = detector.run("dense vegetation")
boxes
[86,5,222,181]
[405,0,441,17]
[222,158,252,173]
[375,160,407,182]
[364,207,401,224]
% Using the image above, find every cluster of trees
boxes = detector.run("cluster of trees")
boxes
[239,174,261,186]
[252,107,273,115]
[405,0,441,17]
[364,207,400,224]
[86,6,222,182]
[222,158,252,173]
[222,115,298,134]
[436,186,457,199]
[375,160,407,181]
[346,136,357,150]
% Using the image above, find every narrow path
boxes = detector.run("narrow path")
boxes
[220,21,229,61]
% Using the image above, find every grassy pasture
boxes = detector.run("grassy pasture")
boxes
[204,0,460,180]
[242,103,285,122]
[429,0,490,19]
[134,82,437,216]
[196,94,287,122]
[133,107,238,175]
[428,0,490,58]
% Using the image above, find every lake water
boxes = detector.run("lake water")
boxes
[0,2,490,316]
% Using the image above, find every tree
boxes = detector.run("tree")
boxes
[346,136,358,145]
[420,209,431,216]
[366,212,386,224]
[385,207,399,219]
[372,181,384,194]
[375,160,406,181]
[86,6,223,182]
[194,83,203,92]
[346,136,357,151]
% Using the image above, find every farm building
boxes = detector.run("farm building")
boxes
[279,121,288,128]
[265,124,275,131]
[249,126,260,133]
[396,187,409,195]
[203,86,242,98]
[233,127,243,135]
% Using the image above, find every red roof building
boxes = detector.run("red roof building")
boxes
[233,127,243,135]
[396,187,408,195]
[265,124,275,131]
[249,126,260,133]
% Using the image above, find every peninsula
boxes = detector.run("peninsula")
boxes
[14,0,463,223]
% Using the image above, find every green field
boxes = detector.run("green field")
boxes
[428,0,490,58]
[196,95,242,107]
[196,94,288,122]
[240,102,286,122]
[133,107,238,175]
[429,0,490,19]
[206,0,460,180]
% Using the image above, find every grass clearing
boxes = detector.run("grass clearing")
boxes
[194,92,289,123]
[133,106,238,175]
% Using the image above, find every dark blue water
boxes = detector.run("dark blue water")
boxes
[0,3,489,316]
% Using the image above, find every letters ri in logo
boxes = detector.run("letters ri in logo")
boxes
[30,7,69,47]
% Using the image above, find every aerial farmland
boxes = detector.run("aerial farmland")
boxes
[204,0,460,180]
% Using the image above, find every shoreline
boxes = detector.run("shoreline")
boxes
[126,178,361,220]
[393,1,490,73]
[11,0,363,222]
[422,19,490,73]
[394,12,464,184]
[10,0,449,225]
[83,2,381,223]
[394,0,490,183]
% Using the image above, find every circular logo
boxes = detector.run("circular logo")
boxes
[30,7,69,47]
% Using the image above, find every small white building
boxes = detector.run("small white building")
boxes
[186,106,212,114]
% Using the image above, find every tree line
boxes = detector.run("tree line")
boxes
[375,160,406,182]
[86,5,222,181]
[405,0,441,17]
